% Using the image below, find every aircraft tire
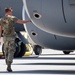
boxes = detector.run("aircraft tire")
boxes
[17,42,26,57]
[63,51,70,54]
[14,38,26,57]
[33,45,42,55]
[14,38,22,57]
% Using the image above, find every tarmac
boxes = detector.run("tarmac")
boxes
[0,49,75,75]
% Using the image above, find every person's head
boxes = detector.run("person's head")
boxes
[5,7,13,15]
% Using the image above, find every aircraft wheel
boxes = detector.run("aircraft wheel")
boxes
[14,38,21,57]
[14,38,26,57]
[63,51,70,54]
[17,42,26,57]
[33,45,42,55]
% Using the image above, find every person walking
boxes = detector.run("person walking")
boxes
[0,7,31,72]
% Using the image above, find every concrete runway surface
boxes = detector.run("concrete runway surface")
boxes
[0,49,75,75]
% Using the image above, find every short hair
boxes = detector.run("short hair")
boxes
[5,7,12,13]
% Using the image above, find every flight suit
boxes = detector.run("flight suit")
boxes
[0,15,18,72]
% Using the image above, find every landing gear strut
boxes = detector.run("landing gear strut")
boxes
[33,45,42,55]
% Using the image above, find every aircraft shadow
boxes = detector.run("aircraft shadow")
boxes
[0,70,75,74]
[41,53,75,56]
[16,56,75,60]
[13,62,75,66]
[1,54,75,74]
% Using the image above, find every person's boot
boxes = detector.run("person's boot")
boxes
[7,61,12,72]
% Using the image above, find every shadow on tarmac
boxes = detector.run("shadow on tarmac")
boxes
[0,70,75,74]
[16,55,75,60]
[13,62,75,66]
[0,54,75,74]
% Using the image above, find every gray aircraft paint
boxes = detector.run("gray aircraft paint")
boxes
[23,0,75,38]
[1,0,75,52]
[23,6,75,51]
[0,0,24,31]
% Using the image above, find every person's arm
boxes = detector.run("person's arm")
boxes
[16,19,31,24]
